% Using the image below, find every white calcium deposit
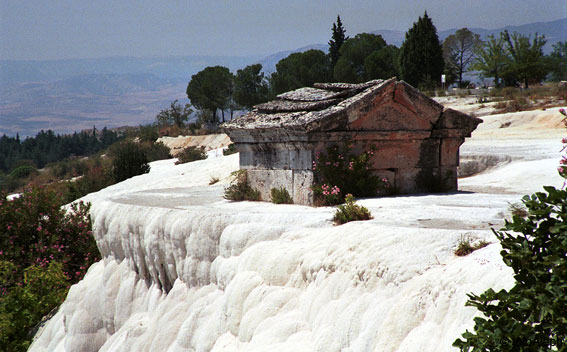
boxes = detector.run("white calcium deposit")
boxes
[30,125,565,351]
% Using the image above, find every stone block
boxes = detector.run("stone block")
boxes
[394,167,458,194]
[440,138,464,166]
[246,169,293,202]
[292,170,314,205]
[368,140,439,169]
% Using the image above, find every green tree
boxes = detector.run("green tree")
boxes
[503,30,548,88]
[472,34,509,88]
[364,45,400,81]
[442,28,481,88]
[328,15,348,69]
[155,100,193,128]
[233,64,269,110]
[399,11,445,89]
[549,41,567,82]
[453,186,567,351]
[186,66,234,123]
[270,50,332,95]
[333,33,388,83]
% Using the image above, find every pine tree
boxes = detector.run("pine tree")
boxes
[328,15,348,70]
[399,12,445,89]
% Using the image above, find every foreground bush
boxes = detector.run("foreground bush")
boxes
[175,146,207,164]
[454,107,567,351]
[224,170,260,201]
[110,141,150,182]
[0,187,100,351]
[454,186,567,350]
[333,194,373,225]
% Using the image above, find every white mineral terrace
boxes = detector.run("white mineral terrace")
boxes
[30,108,565,352]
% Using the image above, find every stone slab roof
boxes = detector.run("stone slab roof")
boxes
[222,79,393,132]
[221,78,480,137]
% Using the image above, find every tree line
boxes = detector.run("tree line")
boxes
[182,12,566,125]
[0,127,122,173]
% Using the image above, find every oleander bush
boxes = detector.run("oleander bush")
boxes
[0,186,100,351]
[311,142,390,206]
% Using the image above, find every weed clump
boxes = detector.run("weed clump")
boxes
[270,187,293,204]
[454,235,490,256]
[333,194,373,225]
[209,176,220,185]
[223,170,260,201]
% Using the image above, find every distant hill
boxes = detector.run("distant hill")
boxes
[257,44,328,74]
[0,55,261,86]
[373,18,567,53]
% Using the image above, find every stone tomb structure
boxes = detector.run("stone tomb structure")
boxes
[222,78,482,205]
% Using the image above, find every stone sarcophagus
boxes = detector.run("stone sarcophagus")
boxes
[222,78,482,205]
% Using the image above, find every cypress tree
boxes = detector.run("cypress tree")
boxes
[328,15,348,70]
[399,11,445,89]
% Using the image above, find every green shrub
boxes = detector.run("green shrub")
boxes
[138,124,159,142]
[311,143,390,205]
[0,261,68,351]
[110,141,150,182]
[223,144,238,156]
[0,186,100,351]
[270,187,293,204]
[453,186,567,350]
[333,194,373,225]
[223,170,260,201]
[141,141,172,162]
[175,146,207,165]
[454,235,490,257]
[9,165,38,180]
[65,160,114,203]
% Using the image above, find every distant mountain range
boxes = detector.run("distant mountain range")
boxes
[374,17,567,50]
[0,18,565,136]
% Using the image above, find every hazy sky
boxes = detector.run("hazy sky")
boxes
[1,0,566,60]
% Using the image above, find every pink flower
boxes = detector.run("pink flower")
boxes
[559,108,566,116]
